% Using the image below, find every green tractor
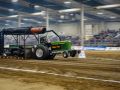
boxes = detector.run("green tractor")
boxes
[31,31,77,59]
[2,27,77,60]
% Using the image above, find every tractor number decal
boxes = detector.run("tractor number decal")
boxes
[51,45,61,49]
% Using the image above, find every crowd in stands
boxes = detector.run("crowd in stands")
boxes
[59,29,120,47]
[85,29,120,47]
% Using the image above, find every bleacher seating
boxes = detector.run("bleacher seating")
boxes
[85,30,120,47]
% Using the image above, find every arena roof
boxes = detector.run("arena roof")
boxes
[0,0,119,25]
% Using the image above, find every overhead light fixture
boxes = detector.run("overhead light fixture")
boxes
[34,5,40,9]
[8,15,18,18]
[70,13,74,16]
[60,15,65,19]
[64,1,71,4]
[8,9,14,12]
[31,11,46,15]
[21,23,25,24]
[5,24,9,26]
[59,8,80,13]
[96,4,120,9]
[97,12,104,15]
[110,16,116,19]
[31,12,43,15]
[11,0,18,3]
[23,18,29,21]
[84,19,87,21]
[37,22,42,24]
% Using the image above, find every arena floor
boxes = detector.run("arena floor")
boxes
[0,51,120,90]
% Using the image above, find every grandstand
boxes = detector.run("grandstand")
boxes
[85,30,120,47]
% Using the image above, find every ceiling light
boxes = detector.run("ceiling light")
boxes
[64,1,71,4]
[8,9,14,12]
[37,22,42,24]
[97,12,103,15]
[8,15,18,18]
[96,4,120,9]
[70,13,74,16]
[84,19,87,21]
[59,8,80,13]
[31,11,46,15]
[11,0,18,3]
[21,23,25,24]
[31,12,43,15]
[110,16,116,19]
[60,15,65,19]
[34,5,40,9]
[23,18,29,21]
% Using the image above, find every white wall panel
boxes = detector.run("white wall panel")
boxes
[50,21,120,36]
[106,22,120,30]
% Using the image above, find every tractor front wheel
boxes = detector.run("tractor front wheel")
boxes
[63,51,69,58]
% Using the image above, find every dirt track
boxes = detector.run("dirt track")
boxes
[0,51,120,90]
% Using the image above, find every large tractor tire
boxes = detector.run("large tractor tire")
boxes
[63,51,69,58]
[48,53,56,59]
[69,50,77,57]
[34,45,49,60]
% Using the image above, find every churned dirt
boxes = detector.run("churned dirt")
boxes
[0,78,65,90]
[0,51,119,90]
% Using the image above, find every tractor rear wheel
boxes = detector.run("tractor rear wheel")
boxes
[70,50,77,57]
[48,53,56,59]
[34,45,49,60]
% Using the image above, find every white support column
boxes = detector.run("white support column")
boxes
[81,5,85,47]
[17,14,22,45]
[46,9,49,30]
[18,15,21,27]
[78,5,86,59]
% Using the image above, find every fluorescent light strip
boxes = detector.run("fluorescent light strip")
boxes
[59,8,80,13]
[64,1,71,4]
[110,16,116,19]
[97,12,103,15]
[5,24,9,26]
[96,4,120,9]
[11,0,18,3]
[8,15,18,18]
[34,5,40,9]
[8,9,14,12]
[31,11,46,15]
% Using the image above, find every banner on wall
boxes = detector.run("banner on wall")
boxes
[71,46,120,51]
[84,46,106,50]
[105,47,120,51]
